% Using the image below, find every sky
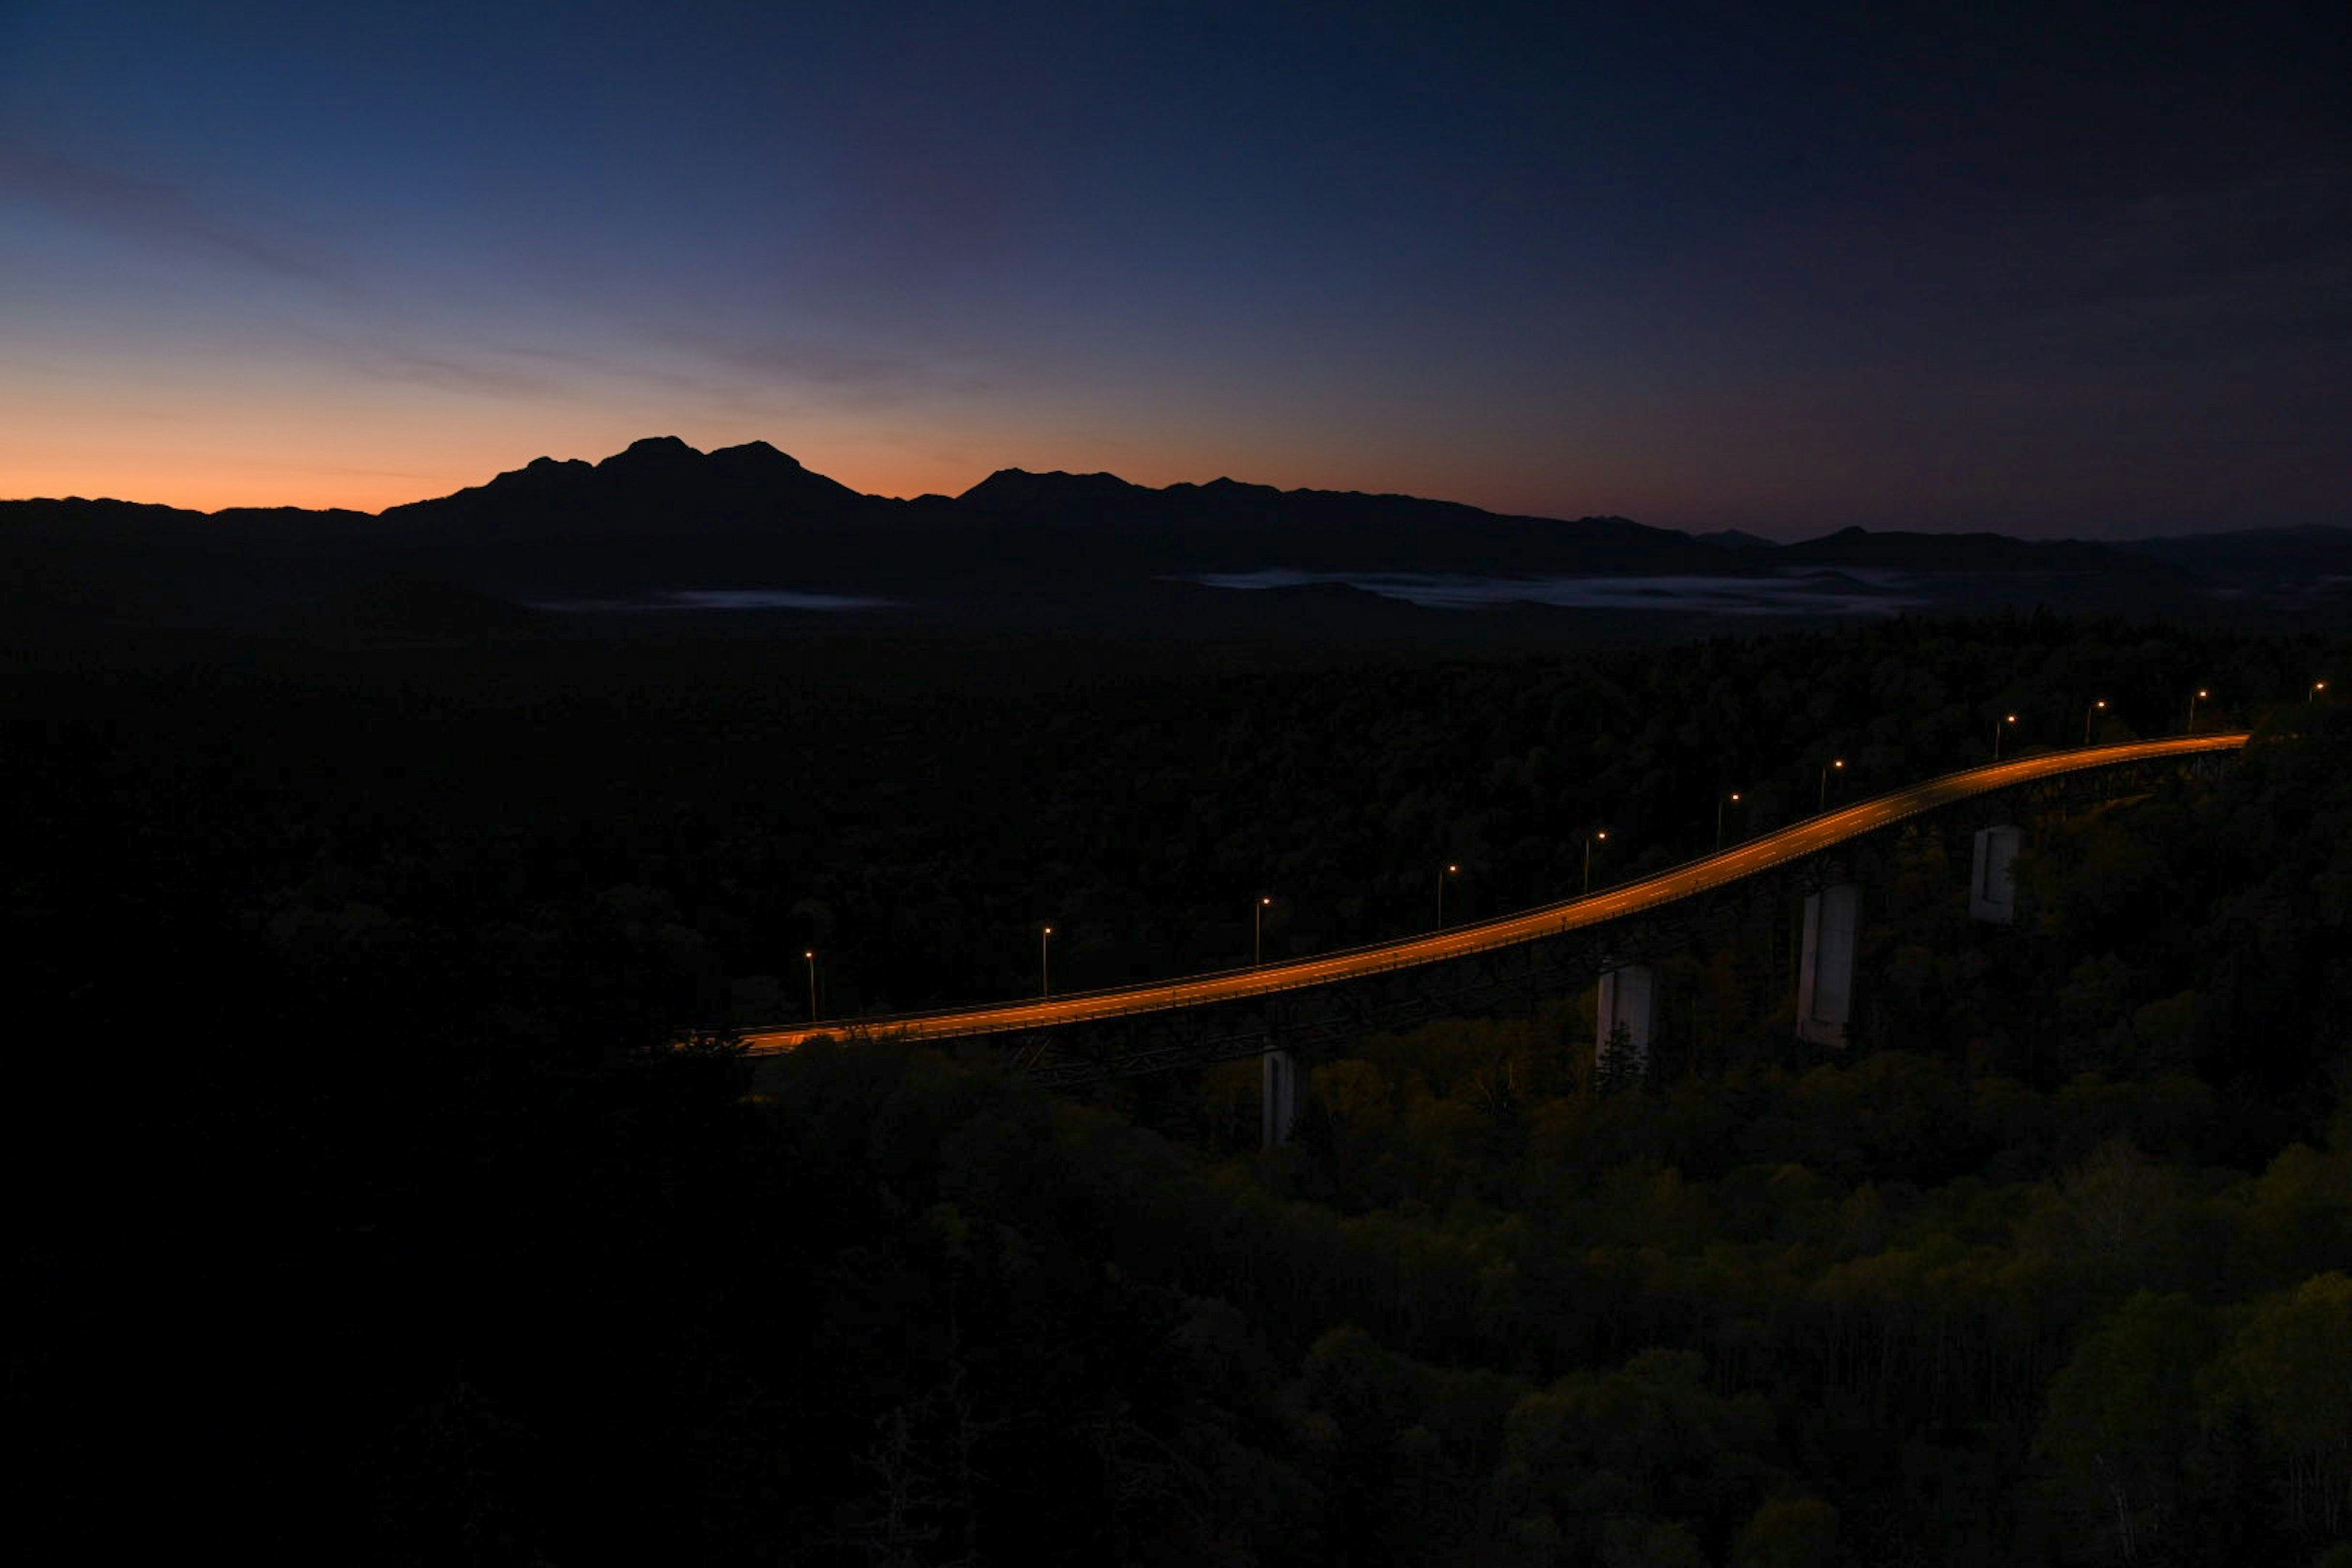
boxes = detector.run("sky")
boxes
[2,0,2346,535]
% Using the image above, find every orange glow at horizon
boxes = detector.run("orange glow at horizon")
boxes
[0,382,1644,521]
[1,434,1641,521]
[2,431,1515,516]
[0,423,1019,514]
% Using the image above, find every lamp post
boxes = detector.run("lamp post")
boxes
[1253,896,1271,965]
[1582,831,1608,895]
[2188,688,2209,733]
[1716,791,1741,851]
[1040,925,1054,998]
[2084,698,2106,746]
[1994,713,2017,761]
[1817,758,1844,814]
[2312,681,2329,704]
[804,949,817,1020]
[1436,864,1458,929]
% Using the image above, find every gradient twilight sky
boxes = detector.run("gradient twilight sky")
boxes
[3,1,2346,535]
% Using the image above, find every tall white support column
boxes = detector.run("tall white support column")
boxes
[1261,1049,1299,1148]
[1596,963,1655,1081]
[1969,825,2021,923]
[1796,883,1859,1048]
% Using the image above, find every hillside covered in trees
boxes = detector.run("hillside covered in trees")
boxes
[8,613,2348,1564]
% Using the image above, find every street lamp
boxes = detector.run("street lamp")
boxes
[1436,864,1458,929]
[804,949,817,1020]
[1994,713,2018,761]
[2312,681,2329,704]
[1040,925,1054,997]
[2084,698,2106,746]
[1253,895,1272,965]
[1716,791,1741,851]
[1582,831,1608,894]
[1817,758,1844,814]
[2188,688,2209,733]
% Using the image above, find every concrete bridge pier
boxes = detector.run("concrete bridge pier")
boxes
[1596,962,1655,1082]
[1969,824,2020,923]
[1796,883,1859,1049]
[1261,1049,1300,1148]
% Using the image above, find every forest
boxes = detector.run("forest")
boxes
[6,611,2347,1564]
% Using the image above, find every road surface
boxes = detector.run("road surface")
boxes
[742,733,2248,1055]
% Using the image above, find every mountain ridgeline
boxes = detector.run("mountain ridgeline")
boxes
[4,435,2345,636]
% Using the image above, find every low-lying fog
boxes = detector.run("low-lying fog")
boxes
[1186,568,1923,616]
[526,571,1922,617]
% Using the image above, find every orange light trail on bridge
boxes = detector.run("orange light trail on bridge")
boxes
[742,734,2249,1055]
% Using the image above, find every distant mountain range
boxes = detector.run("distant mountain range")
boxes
[5,435,2347,639]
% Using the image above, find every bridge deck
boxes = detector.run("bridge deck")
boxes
[743,733,2248,1054]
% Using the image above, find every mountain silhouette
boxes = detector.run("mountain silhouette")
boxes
[956,466,1717,576]
[958,467,1152,515]
[1777,526,2171,575]
[2120,525,2352,582]
[3,437,2340,637]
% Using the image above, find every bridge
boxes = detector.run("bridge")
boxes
[744,734,2248,1099]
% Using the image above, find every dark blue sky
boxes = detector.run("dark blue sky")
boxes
[3,0,2345,534]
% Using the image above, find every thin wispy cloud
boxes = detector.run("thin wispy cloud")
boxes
[617,318,1005,418]
[332,344,575,401]
[0,132,349,284]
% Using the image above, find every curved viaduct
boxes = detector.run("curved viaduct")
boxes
[745,733,2248,1060]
